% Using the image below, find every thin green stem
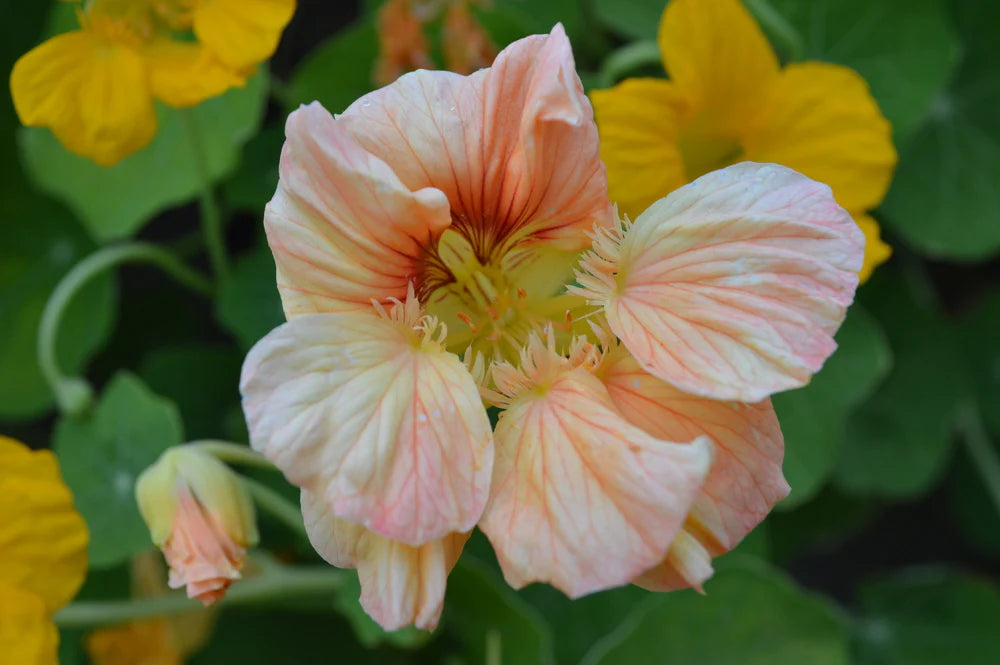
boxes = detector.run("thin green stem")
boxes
[182,111,228,282]
[958,401,1000,519]
[38,243,213,416]
[54,563,344,628]
[190,440,275,471]
[241,476,308,538]
[745,0,805,61]
[597,40,662,88]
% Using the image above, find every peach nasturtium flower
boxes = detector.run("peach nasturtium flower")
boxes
[240,25,864,630]
[0,435,88,664]
[591,0,896,282]
[9,0,296,166]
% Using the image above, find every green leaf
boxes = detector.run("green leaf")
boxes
[222,124,283,214]
[879,0,1000,260]
[854,570,1000,665]
[580,564,850,665]
[959,289,1000,438]
[768,0,959,143]
[444,558,555,665]
[591,0,662,40]
[19,72,267,241]
[216,247,284,351]
[54,372,184,568]
[139,345,242,440]
[774,305,892,508]
[333,571,432,650]
[768,487,875,564]
[287,18,378,114]
[834,266,969,497]
[0,191,115,420]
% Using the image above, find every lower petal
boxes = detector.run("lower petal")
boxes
[634,525,714,592]
[302,491,467,631]
[855,213,892,283]
[145,39,247,108]
[10,30,156,166]
[0,584,58,665]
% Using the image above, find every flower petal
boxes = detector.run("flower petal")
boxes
[479,365,712,597]
[265,102,452,315]
[0,584,58,665]
[241,307,493,546]
[600,348,787,565]
[193,0,295,70]
[590,78,688,220]
[302,491,466,631]
[145,39,247,108]
[339,24,613,252]
[10,30,156,166]
[574,162,864,402]
[634,525,714,592]
[0,436,88,612]
[658,0,779,135]
[855,213,892,283]
[744,62,896,216]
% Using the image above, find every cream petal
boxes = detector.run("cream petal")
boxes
[265,102,452,315]
[339,24,612,252]
[302,491,467,631]
[240,308,493,546]
[574,162,864,402]
[479,366,712,597]
[600,348,788,555]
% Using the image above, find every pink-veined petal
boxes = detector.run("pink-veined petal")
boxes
[599,346,787,590]
[479,361,712,597]
[240,305,493,546]
[574,162,864,402]
[265,102,451,316]
[339,24,612,252]
[302,491,467,631]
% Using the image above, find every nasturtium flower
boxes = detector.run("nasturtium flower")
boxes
[590,0,896,281]
[10,0,296,166]
[136,447,259,606]
[0,435,88,665]
[240,25,864,630]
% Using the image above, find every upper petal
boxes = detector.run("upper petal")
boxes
[479,364,712,597]
[0,436,88,612]
[573,162,864,402]
[193,0,295,71]
[302,491,467,631]
[590,78,688,221]
[265,102,452,316]
[10,30,156,166]
[339,24,613,252]
[658,0,779,135]
[241,307,493,546]
[600,348,788,555]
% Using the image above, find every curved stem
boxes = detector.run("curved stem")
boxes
[241,476,308,539]
[597,40,662,87]
[959,401,1000,519]
[182,111,228,282]
[190,440,275,471]
[54,563,344,628]
[745,0,805,61]
[38,243,213,416]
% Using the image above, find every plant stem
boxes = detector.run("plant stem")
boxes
[54,564,344,628]
[38,243,213,416]
[241,476,308,539]
[182,111,228,283]
[597,40,662,87]
[745,0,805,61]
[958,401,1000,519]
[190,440,274,470]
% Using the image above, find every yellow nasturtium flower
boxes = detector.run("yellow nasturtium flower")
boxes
[591,0,897,281]
[0,435,88,665]
[10,0,296,166]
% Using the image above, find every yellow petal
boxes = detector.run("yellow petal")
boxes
[0,436,88,612]
[590,78,688,220]
[193,0,296,70]
[743,62,897,214]
[855,213,892,283]
[86,619,182,665]
[0,584,59,665]
[144,39,246,108]
[10,30,157,166]
[658,0,779,135]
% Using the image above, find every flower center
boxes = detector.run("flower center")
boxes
[84,0,194,46]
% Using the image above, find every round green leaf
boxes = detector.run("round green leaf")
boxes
[855,570,1000,665]
[19,72,268,241]
[959,289,1000,438]
[580,564,850,665]
[774,305,892,508]
[216,248,284,351]
[288,19,378,115]
[55,372,184,568]
[591,0,662,40]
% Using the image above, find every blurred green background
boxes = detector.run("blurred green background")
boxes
[3,0,1000,663]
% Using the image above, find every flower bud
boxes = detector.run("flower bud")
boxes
[135,447,258,606]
